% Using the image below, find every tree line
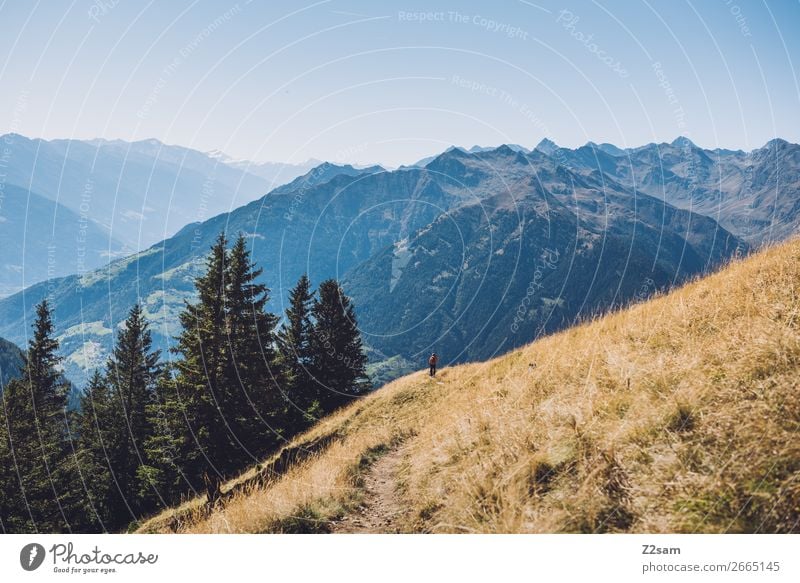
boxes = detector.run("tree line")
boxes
[0,232,369,533]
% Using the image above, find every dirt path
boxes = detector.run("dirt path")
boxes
[332,447,407,533]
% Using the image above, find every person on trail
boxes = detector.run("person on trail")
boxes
[428,352,439,377]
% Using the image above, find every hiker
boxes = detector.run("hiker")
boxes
[428,352,439,377]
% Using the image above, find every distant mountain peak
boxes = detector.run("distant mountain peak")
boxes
[446,145,470,156]
[206,149,233,162]
[311,161,384,174]
[535,138,559,155]
[468,144,529,155]
[585,141,626,157]
[492,144,517,156]
[425,146,472,167]
[271,161,385,195]
[764,137,789,149]
[671,136,697,149]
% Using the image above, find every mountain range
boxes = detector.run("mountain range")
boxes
[0,136,797,388]
[547,136,800,244]
[0,134,324,297]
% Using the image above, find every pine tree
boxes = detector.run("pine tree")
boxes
[223,234,284,458]
[137,366,187,512]
[277,274,316,431]
[145,233,289,500]
[0,300,81,532]
[310,280,369,413]
[172,232,233,484]
[0,397,13,533]
[74,369,115,531]
[103,303,161,526]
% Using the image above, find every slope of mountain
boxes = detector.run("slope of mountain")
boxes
[0,146,743,388]
[138,237,800,534]
[0,134,275,251]
[298,144,752,376]
[345,147,741,366]
[0,184,124,297]
[0,336,23,389]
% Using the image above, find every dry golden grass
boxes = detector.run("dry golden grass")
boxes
[138,239,800,533]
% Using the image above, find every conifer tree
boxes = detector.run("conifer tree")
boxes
[137,366,187,511]
[0,300,81,532]
[223,234,284,458]
[74,369,115,530]
[142,233,290,500]
[310,280,369,413]
[277,274,316,430]
[171,232,232,483]
[103,303,161,525]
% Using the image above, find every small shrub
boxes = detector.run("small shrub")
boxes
[668,402,696,433]
[269,504,332,534]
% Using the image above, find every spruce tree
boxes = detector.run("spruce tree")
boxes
[0,300,81,532]
[138,366,190,510]
[146,233,290,499]
[310,280,369,413]
[103,303,161,526]
[277,274,316,431]
[74,369,115,530]
[171,233,240,484]
[224,234,284,458]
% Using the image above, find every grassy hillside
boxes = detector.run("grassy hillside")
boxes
[139,239,800,534]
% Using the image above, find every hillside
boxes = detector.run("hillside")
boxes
[138,237,800,534]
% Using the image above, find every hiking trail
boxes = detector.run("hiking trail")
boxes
[332,446,406,533]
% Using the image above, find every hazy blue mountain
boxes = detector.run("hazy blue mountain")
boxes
[344,147,743,367]
[0,147,746,388]
[0,134,276,251]
[0,184,124,297]
[0,336,23,389]
[554,137,800,245]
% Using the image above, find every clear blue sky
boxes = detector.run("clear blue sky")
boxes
[0,0,798,166]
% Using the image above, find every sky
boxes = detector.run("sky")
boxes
[0,0,798,167]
